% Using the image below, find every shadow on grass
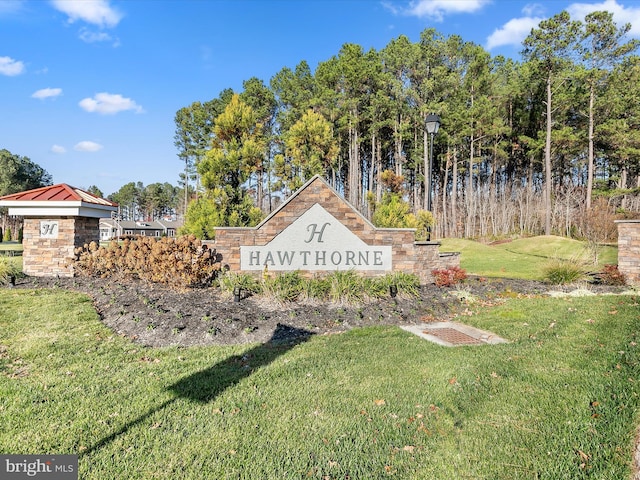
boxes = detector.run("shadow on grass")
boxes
[81,323,313,457]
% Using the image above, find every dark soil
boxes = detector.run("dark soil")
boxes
[10,274,627,348]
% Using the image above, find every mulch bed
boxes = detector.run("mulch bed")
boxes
[9,274,621,348]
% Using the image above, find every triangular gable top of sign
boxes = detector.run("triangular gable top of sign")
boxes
[254,174,379,233]
[0,183,118,218]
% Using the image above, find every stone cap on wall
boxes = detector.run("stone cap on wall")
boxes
[0,183,118,218]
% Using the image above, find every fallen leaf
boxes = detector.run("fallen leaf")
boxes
[374,399,386,406]
[403,445,415,453]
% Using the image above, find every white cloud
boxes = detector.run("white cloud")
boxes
[79,92,144,115]
[406,0,490,21]
[32,87,63,100]
[0,56,25,76]
[0,0,25,16]
[522,3,544,17]
[486,16,544,49]
[568,0,640,37]
[74,141,103,152]
[381,1,401,15]
[50,0,122,28]
[50,144,66,154]
[79,27,121,46]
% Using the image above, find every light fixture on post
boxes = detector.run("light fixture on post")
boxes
[424,114,441,215]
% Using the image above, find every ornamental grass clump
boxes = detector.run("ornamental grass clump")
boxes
[327,270,366,304]
[253,270,421,305]
[73,235,220,288]
[261,271,304,304]
[216,271,262,297]
[0,257,19,285]
[542,257,587,285]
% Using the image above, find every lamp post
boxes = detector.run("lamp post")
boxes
[425,114,440,214]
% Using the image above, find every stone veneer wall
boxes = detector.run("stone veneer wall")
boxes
[616,220,640,285]
[213,180,459,284]
[22,216,99,277]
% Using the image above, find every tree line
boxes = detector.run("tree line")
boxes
[175,10,640,241]
[108,182,180,222]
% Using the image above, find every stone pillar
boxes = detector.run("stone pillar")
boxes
[22,217,99,277]
[616,220,640,285]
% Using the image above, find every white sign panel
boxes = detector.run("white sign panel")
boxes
[40,220,59,239]
[241,203,392,271]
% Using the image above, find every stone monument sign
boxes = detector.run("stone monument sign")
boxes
[213,175,458,284]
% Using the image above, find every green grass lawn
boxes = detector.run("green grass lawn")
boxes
[1,288,640,478]
[0,241,23,274]
[0,240,23,251]
[440,236,618,280]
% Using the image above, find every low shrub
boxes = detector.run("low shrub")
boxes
[599,264,626,286]
[73,235,220,288]
[431,266,468,287]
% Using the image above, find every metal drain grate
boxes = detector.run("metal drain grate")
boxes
[422,327,484,345]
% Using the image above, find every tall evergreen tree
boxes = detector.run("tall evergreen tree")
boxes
[279,109,338,192]
[580,11,639,207]
[240,77,277,211]
[523,11,582,235]
[183,94,265,237]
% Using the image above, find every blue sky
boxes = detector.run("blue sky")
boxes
[1,0,639,197]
